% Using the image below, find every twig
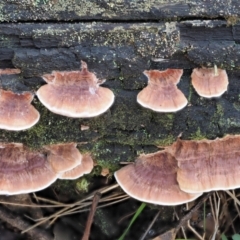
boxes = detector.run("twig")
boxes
[32,195,66,205]
[0,201,70,208]
[174,211,187,239]
[82,192,101,240]
[117,211,136,224]
[211,192,220,240]
[151,192,212,240]
[22,183,120,234]
[139,210,161,240]
[186,203,204,240]
[48,195,129,220]
[226,190,240,207]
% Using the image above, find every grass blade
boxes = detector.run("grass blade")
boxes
[118,202,146,240]
[232,234,240,240]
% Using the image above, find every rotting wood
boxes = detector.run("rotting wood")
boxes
[0,0,239,22]
[0,19,239,176]
[0,1,240,239]
[0,20,239,76]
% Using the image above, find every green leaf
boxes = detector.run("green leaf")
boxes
[232,234,240,240]
[118,202,146,240]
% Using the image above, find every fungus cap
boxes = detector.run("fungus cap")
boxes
[37,61,115,118]
[0,90,40,131]
[59,153,94,180]
[137,69,188,112]
[44,143,82,173]
[115,150,202,205]
[167,135,240,193]
[191,68,228,98]
[0,143,58,195]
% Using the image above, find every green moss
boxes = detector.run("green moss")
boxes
[216,103,224,116]
[97,160,119,174]
[209,103,224,124]
[154,135,175,147]
[190,127,206,140]
[188,84,193,102]
[220,118,240,128]
[76,177,90,193]
[233,102,240,111]
[1,100,81,149]
[52,179,77,196]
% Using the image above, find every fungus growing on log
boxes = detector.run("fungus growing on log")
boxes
[137,69,188,112]
[37,61,115,118]
[44,143,82,173]
[167,135,240,193]
[114,150,202,205]
[191,67,228,98]
[59,153,94,180]
[0,90,40,131]
[0,143,58,195]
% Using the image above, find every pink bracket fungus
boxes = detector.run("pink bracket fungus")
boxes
[44,143,82,174]
[0,142,93,195]
[59,153,94,180]
[191,67,229,98]
[114,150,202,205]
[167,135,240,193]
[137,69,188,112]
[37,61,115,118]
[0,90,40,131]
[0,143,58,195]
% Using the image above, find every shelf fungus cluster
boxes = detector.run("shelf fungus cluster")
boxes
[0,142,93,195]
[37,61,115,118]
[115,150,201,205]
[0,68,39,131]
[115,135,240,205]
[0,62,115,131]
[137,66,229,113]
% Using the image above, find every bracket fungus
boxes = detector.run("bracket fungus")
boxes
[37,61,115,118]
[137,69,188,112]
[44,143,82,173]
[0,143,58,195]
[0,142,93,195]
[0,90,40,131]
[114,150,202,205]
[167,135,240,193]
[59,153,94,180]
[191,67,229,98]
